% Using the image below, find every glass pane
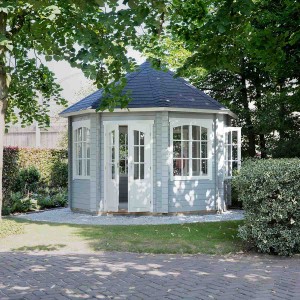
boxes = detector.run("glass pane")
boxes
[183,125,189,140]
[201,142,208,158]
[227,131,231,144]
[83,127,87,141]
[201,160,208,175]
[140,146,144,162]
[192,141,200,158]
[82,159,86,176]
[201,127,208,140]
[87,160,90,176]
[192,126,200,140]
[232,131,238,144]
[87,144,90,159]
[182,159,189,176]
[227,145,232,160]
[173,159,182,176]
[232,161,238,171]
[134,146,139,162]
[232,145,238,160]
[140,132,145,145]
[78,128,82,141]
[74,130,78,142]
[134,164,139,180]
[134,131,139,145]
[173,126,181,140]
[111,146,115,161]
[173,141,181,158]
[112,164,115,179]
[192,159,201,176]
[78,160,82,176]
[111,130,115,145]
[182,141,189,158]
[182,142,190,158]
[83,142,86,159]
[140,164,144,180]
[86,128,90,142]
[78,143,82,159]
[227,161,232,176]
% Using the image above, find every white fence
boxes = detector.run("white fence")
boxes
[4,125,67,149]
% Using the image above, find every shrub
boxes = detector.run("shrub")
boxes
[233,158,300,256]
[50,160,68,188]
[3,147,68,196]
[13,166,41,194]
[36,187,68,210]
[3,147,68,210]
[10,192,38,213]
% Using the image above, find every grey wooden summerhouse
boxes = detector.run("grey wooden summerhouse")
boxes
[61,62,241,214]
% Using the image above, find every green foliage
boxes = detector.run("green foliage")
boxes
[270,136,300,158]
[9,192,38,213]
[139,0,300,158]
[233,159,300,255]
[14,166,41,194]
[36,187,68,209]
[50,161,68,188]
[3,147,68,200]
[2,147,68,213]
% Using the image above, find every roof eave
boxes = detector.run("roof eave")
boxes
[60,107,237,119]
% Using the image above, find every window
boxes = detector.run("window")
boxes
[73,121,90,178]
[171,119,212,180]
[133,130,145,180]
[225,127,241,177]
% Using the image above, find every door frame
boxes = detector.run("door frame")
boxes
[103,120,154,212]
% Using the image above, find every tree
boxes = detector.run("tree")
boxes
[0,0,149,218]
[138,0,300,157]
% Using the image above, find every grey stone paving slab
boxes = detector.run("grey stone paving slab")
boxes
[16,208,244,225]
[0,252,299,300]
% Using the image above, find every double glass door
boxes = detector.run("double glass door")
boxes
[105,123,152,212]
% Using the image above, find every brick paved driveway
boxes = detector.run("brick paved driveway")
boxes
[0,252,299,300]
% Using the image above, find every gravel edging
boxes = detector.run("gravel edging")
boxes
[16,208,244,225]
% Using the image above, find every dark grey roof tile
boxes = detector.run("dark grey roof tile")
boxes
[61,61,227,115]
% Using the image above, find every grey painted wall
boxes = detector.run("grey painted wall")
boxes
[167,112,217,213]
[69,110,227,214]
[69,114,92,213]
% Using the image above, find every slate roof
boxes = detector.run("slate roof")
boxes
[61,61,228,115]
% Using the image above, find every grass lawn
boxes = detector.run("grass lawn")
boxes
[0,218,244,255]
[0,219,24,238]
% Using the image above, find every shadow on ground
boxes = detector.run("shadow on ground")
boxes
[12,244,66,252]
[0,251,299,299]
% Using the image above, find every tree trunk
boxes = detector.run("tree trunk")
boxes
[254,72,267,158]
[240,57,256,157]
[0,11,8,219]
[259,134,267,158]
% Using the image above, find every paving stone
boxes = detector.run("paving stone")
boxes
[0,252,299,299]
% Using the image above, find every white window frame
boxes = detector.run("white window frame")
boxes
[72,120,91,180]
[224,127,242,178]
[170,118,213,181]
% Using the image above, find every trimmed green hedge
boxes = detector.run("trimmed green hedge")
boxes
[233,158,300,256]
[3,147,68,205]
